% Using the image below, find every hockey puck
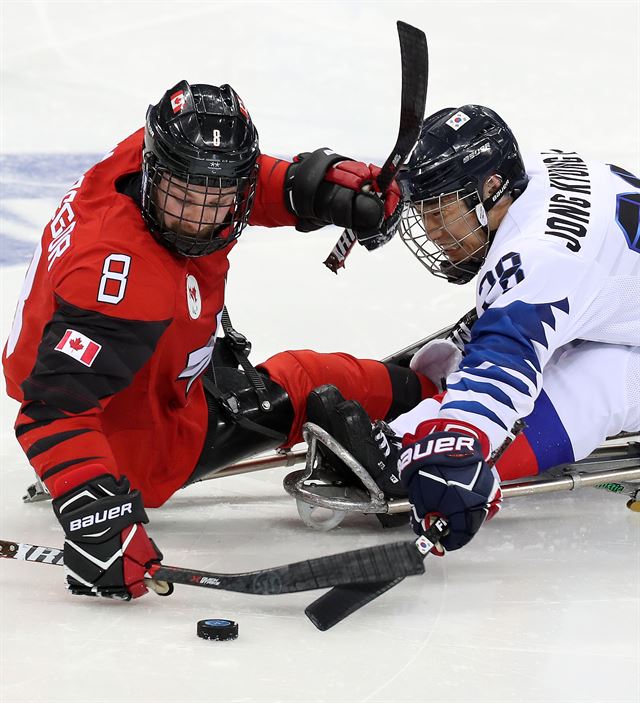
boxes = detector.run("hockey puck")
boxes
[197,619,239,641]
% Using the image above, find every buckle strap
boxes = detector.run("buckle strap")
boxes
[220,307,272,412]
[202,375,286,444]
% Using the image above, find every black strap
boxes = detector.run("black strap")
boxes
[201,374,286,443]
[202,306,286,444]
[220,306,272,412]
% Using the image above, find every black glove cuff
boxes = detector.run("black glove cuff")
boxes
[284,148,351,219]
[53,474,148,543]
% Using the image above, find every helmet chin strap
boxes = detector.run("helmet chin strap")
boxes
[474,200,489,228]
[475,173,510,238]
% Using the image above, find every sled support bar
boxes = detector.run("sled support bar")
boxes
[190,449,307,483]
[203,433,639,485]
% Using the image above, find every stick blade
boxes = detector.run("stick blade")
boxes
[305,578,405,631]
[396,21,429,132]
[377,21,428,191]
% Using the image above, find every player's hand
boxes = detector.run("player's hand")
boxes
[399,419,502,553]
[52,472,162,599]
[284,148,402,248]
[324,160,403,250]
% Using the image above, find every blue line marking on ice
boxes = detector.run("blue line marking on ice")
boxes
[0,206,35,229]
[0,154,100,198]
[0,154,100,267]
[0,234,36,266]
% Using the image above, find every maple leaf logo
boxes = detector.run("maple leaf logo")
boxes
[189,286,198,302]
[69,337,84,351]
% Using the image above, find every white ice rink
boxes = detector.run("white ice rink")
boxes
[1,2,639,702]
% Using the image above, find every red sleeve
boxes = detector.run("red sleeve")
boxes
[16,243,174,498]
[249,154,297,228]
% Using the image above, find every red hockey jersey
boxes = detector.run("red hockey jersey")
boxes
[3,129,296,507]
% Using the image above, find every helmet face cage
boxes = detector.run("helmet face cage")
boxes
[141,155,257,257]
[399,188,488,284]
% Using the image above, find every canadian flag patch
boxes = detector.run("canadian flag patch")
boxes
[170,90,186,114]
[54,329,102,367]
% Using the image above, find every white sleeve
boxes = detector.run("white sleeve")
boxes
[437,240,599,452]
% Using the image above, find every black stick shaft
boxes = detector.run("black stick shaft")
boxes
[1,538,425,596]
[152,540,424,594]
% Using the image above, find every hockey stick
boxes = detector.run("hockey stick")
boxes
[323,21,428,273]
[306,517,447,630]
[0,537,425,596]
[304,425,523,629]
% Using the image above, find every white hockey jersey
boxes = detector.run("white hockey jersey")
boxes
[436,150,640,457]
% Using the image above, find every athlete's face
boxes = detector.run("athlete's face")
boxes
[154,174,237,237]
[419,191,488,264]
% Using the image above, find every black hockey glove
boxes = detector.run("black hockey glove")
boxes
[52,473,162,600]
[399,418,502,553]
[284,148,402,249]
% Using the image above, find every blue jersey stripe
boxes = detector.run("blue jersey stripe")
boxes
[522,389,575,470]
[446,378,516,410]
[440,400,509,430]
[463,298,571,386]
[459,365,533,396]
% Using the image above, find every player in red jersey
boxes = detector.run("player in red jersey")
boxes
[3,80,434,601]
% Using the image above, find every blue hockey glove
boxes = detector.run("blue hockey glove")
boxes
[398,419,502,553]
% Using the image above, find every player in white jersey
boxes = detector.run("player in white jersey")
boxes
[309,104,640,552]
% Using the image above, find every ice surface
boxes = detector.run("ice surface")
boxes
[1,2,638,702]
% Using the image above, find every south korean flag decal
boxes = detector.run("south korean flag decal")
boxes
[446,111,470,131]
[186,274,201,320]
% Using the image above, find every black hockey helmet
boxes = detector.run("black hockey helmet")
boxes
[142,80,260,257]
[399,104,528,283]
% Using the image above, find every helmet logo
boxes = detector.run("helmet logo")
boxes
[186,274,202,319]
[207,156,222,172]
[463,143,491,163]
[489,178,510,203]
[446,111,470,131]
[170,90,186,114]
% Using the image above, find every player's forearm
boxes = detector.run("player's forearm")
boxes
[15,403,120,498]
[248,154,297,227]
